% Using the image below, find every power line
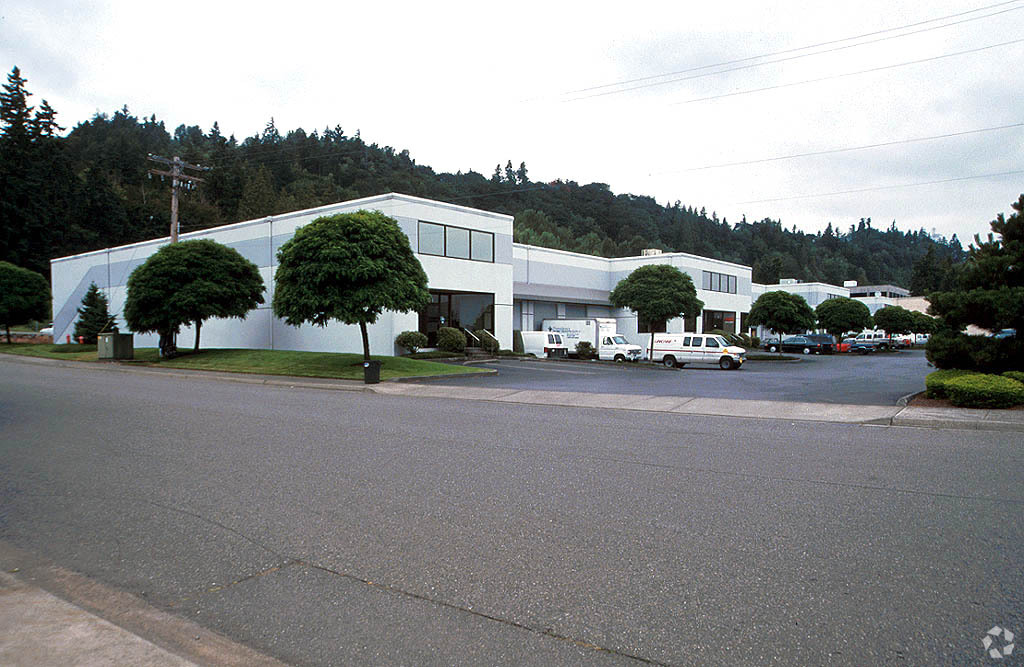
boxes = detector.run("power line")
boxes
[672,38,1024,106]
[561,0,1024,100]
[735,169,1024,205]
[654,122,1024,174]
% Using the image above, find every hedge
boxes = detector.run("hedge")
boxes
[944,374,1024,409]
[437,326,466,353]
[1002,370,1024,384]
[475,329,499,354]
[924,369,980,399]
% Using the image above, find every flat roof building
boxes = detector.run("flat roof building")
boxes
[51,194,754,355]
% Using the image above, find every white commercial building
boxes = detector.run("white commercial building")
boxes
[51,193,754,354]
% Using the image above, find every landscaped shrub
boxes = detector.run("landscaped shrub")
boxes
[512,330,524,354]
[925,369,981,399]
[926,331,1024,372]
[395,330,428,354]
[575,340,596,359]
[475,329,499,354]
[437,326,466,353]
[944,374,1024,409]
[1002,370,1024,384]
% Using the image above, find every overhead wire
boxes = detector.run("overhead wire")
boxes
[734,170,1024,205]
[671,38,1024,105]
[654,122,1024,174]
[560,0,1024,100]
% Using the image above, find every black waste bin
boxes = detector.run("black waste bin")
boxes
[363,360,382,384]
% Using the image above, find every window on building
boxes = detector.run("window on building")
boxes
[702,309,736,333]
[445,226,470,259]
[417,221,494,262]
[638,315,667,333]
[702,270,737,294]
[565,303,587,318]
[471,230,493,262]
[418,222,445,256]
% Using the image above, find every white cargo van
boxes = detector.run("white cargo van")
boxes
[648,333,746,370]
[541,318,643,362]
[519,331,568,358]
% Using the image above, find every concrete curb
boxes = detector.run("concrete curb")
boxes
[0,541,285,667]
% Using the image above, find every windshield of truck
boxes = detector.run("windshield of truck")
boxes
[611,336,628,345]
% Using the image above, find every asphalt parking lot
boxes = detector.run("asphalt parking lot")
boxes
[431,349,932,405]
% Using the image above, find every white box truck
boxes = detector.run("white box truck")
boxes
[541,318,643,362]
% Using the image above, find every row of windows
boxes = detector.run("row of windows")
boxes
[702,270,737,294]
[639,310,747,334]
[418,221,494,262]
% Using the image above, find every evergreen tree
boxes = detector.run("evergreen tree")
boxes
[73,282,117,344]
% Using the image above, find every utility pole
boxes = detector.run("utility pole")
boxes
[147,154,209,242]
[146,154,210,357]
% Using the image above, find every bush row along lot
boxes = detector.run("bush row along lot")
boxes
[437,349,933,406]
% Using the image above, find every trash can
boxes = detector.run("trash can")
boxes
[97,333,134,360]
[363,360,382,384]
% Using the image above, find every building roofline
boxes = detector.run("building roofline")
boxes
[513,243,752,272]
[51,193,514,264]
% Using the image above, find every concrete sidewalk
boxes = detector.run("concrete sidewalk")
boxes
[372,382,1024,432]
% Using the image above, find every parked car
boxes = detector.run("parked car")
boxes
[765,335,834,355]
[991,328,1017,340]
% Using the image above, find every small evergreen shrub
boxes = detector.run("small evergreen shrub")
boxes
[437,326,466,353]
[944,374,1024,409]
[576,340,596,359]
[475,329,499,354]
[512,330,524,354]
[1002,370,1024,384]
[395,330,428,354]
[925,369,980,399]
[74,283,117,344]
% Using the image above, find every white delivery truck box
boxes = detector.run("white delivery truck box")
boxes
[648,333,746,370]
[520,331,568,358]
[541,318,643,362]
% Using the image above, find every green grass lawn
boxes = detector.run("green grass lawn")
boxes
[0,344,486,380]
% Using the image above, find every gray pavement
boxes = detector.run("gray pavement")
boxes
[0,354,1022,665]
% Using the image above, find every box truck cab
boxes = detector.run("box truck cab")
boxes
[541,318,643,362]
[520,331,568,358]
[649,333,746,370]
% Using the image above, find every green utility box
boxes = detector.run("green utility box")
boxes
[98,333,134,360]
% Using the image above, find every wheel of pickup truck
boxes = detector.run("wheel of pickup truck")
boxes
[719,357,734,370]
[802,347,811,355]
[663,355,677,368]
[768,344,778,352]
[877,342,889,351]
[614,354,626,363]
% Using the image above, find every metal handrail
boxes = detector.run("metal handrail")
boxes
[463,328,481,346]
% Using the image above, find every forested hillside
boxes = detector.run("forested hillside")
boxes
[1,67,967,292]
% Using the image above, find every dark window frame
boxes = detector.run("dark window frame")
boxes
[417,220,495,263]
[701,270,738,294]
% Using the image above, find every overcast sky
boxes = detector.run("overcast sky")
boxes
[2,1,1021,244]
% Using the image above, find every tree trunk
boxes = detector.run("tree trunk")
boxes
[194,319,201,352]
[359,321,371,362]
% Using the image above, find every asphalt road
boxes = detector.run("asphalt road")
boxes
[431,350,932,405]
[1,357,1021,665]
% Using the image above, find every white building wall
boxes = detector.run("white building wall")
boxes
[51,193,514,354]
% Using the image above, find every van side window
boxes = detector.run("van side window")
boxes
[603,337,612,345]
[683,337,691,346]
[706,338,719,348]
[691,337,703,347]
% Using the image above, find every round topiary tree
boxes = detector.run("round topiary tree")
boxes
[0,261,50,344]
[125,239,265,355]
[273,211,430,362]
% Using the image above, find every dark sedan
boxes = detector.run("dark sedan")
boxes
[765,335,835,354]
